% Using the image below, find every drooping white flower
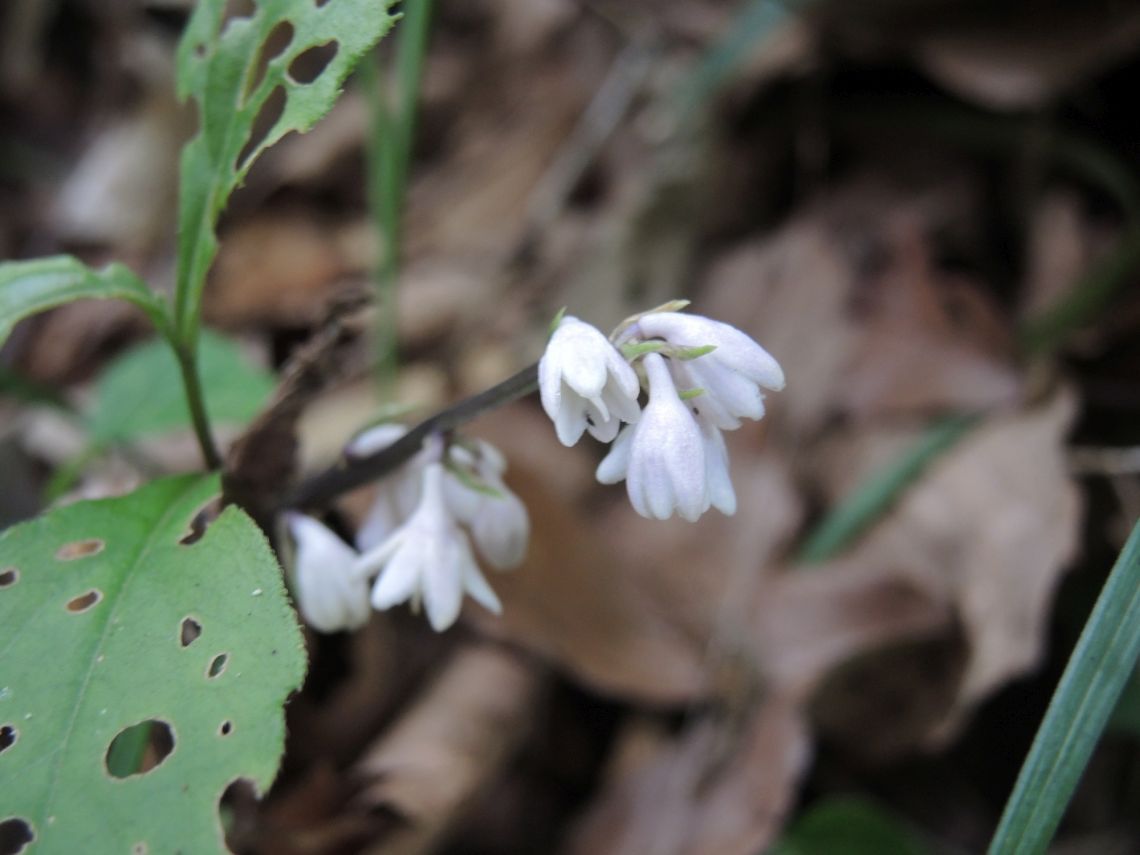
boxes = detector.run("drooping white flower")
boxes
[597,352,708,521]
[636,312,784,430]
[539,315,641,446]
[355,462,501,631]
[444,441,529,570]
[285,513,371,633]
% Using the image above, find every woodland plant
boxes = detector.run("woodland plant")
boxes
[0,0,784,850]
[3,2,1134,854]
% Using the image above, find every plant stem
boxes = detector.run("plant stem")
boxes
[363,0,434,394]
[285,362,538,509]
[175,339,222,470]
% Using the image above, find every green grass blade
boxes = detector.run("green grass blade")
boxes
[797,414,978,563]
[989,519,1140,855]
[363,0,434,392]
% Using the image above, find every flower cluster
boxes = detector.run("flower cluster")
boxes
[539,307,784,522]
[286,430,528,633]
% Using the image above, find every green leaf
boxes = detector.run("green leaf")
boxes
[173,0,398,339]
[1109,663,1140,737]
[87,330,276,444]
[989,519,1140,855]
[0,256,169,348]
[769,797,932,855]
[0,474,306,852]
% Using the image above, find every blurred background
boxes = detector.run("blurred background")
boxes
[2,0,1140,852]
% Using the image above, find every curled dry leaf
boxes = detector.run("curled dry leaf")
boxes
[353,645,543,855]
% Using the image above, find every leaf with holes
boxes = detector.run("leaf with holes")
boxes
[0,256,170,348]
[87,329,276,444]
[0,475,306,853]
[173,0,398,337]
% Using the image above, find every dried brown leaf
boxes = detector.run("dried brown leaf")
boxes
[564,697,810,855]
[354,645,543,855]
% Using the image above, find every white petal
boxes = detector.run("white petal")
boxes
[472,490,529,570]
[600,377,642,425]
[586,403,622,443]
[421,536,470,631]
[353,528,405,579]
[463,563,503,614]
[442,471,484,525]
[553,393,589,446]
[538,351,564,421]
[687,358,765,423]
[370,548,421,610]
[555,320,611,399]
[346,423,407,458]
[605,345,642,401]
[596,425,634,484]
[638,312,785,390]
[700,419,736,516]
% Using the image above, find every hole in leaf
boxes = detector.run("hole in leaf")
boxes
[0,568,17,588]
[180,617,202,647]
[236,85,286,172]
[0,725,15,753]
[246,20,294,99]
[132,844,148,855]
[179,498,220,546]
[56,539,104,560]
[287,40,339,85]
[219,720,233,736]
[66,589,102,613]
[208,653,229,678]
[0,818,34,854]
[223,0,257,20]
[105,720,175,778]
[314,0,332,7]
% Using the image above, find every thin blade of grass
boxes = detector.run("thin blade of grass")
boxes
[796,414,978,563]
[988,519,1140,855]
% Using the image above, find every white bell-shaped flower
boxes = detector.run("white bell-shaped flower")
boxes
[597,353,708,521]
[539,315,641,446]
[355,462,501,631]
[444,441,529,571]
[285,513,371,633]
[636,312,784,430]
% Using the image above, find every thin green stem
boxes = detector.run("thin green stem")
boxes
[797,414,979,564]
[174,339,222,471]
[363,0,435,395]
[989,520,1140,854]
